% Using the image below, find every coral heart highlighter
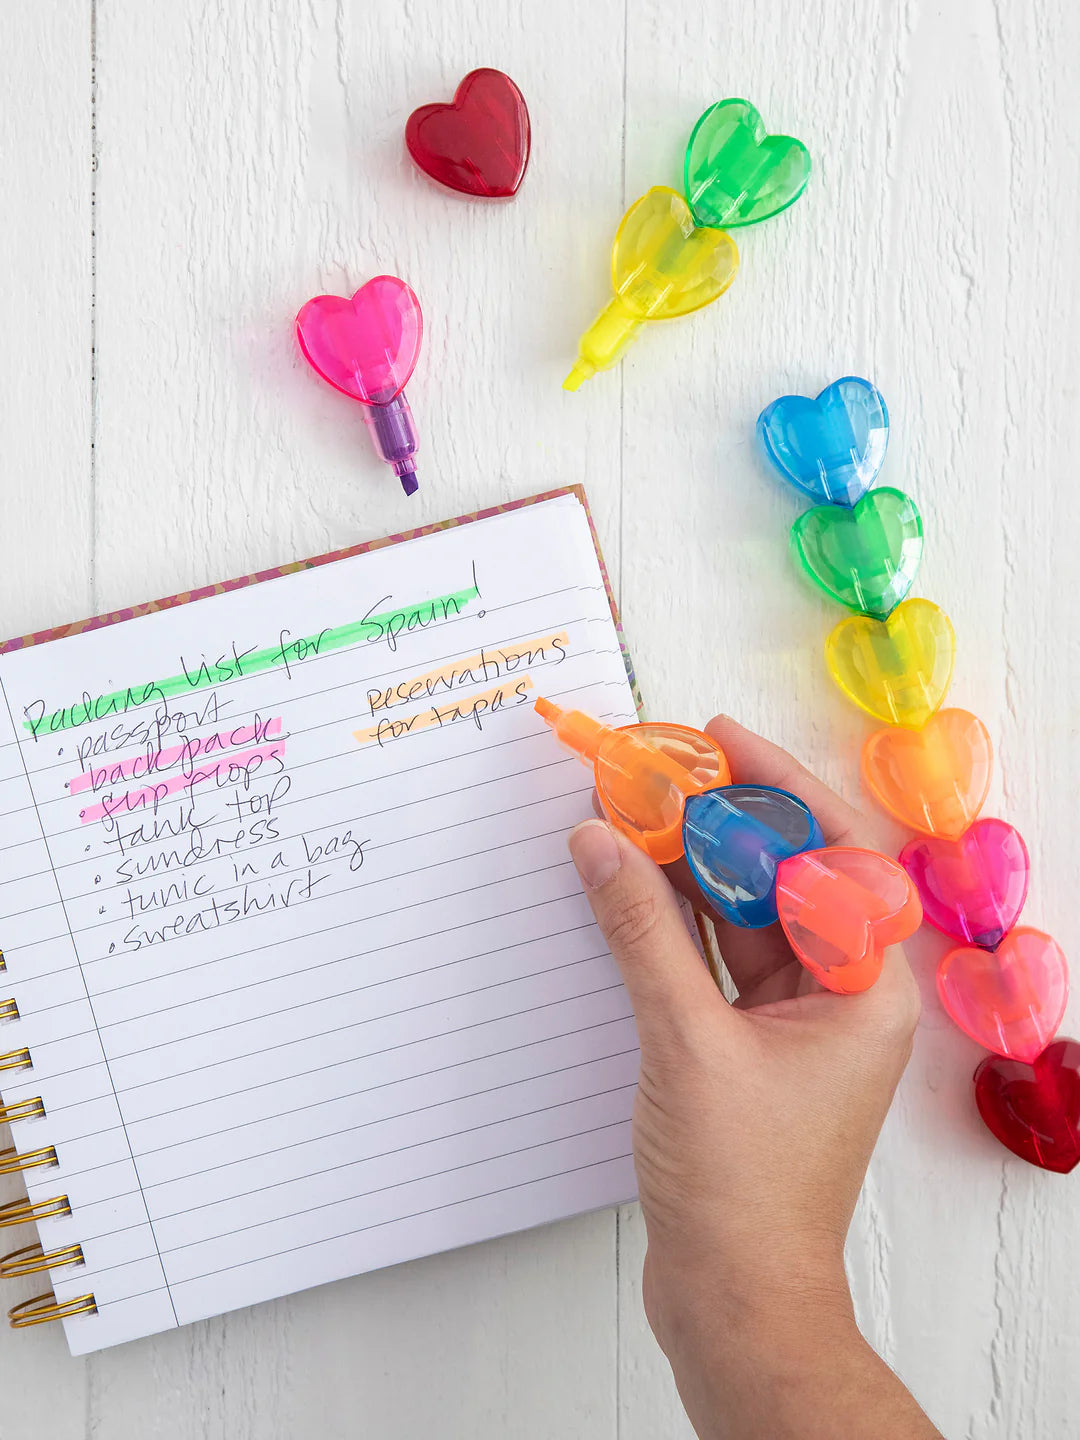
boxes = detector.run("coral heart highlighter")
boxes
[296,275,424,496]
[757,376,1073,1171]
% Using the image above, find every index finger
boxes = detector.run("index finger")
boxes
[704,714,871,848]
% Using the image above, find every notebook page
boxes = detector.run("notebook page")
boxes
[0,492,640,1355]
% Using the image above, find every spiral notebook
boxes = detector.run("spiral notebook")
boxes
[0,487,642,1354]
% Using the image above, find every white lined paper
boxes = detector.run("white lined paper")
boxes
[0,494,641,1355]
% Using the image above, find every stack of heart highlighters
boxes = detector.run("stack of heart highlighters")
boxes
[758,378,1078,1174]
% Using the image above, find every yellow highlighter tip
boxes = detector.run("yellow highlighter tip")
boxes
[562,361,593,392]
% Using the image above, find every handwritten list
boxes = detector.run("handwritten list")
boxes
[0,492,641,1354]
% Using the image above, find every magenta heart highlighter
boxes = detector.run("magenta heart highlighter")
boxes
[296,275,424,496]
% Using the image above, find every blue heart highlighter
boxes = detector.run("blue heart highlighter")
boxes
[757,376,889,506]
[683,784,825,927]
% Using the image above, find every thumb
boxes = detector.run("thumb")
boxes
[567,819,727,1045]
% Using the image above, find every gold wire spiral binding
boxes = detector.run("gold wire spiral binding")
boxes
[0,998,19,1022]
[8,1291,97,1328]
[0,1048,31,1073]
[0,1241,84,1278]
[0,950,7,971]
[0,1097,45,1124]
[0,1195,70,1229]
[0,1146,58,1176]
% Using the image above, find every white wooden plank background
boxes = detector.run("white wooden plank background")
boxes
[1,1,1077,1435]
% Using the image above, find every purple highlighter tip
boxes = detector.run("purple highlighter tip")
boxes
[399,470,419,497]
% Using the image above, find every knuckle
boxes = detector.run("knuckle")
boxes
[602,891,664,957]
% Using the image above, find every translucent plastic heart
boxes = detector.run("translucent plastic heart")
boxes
[826,597,955,727]
[900,818,1029,947]
[939,928,1068,1062]
[405,68,531,198]
[757,376,889,507]
[862,709,993,839]
[684,97,811,228]
[974,1038,1080,1173]
[611,187,739,320]
[775,847,922,993]
[563,188,739,391]
[791,488,922,619]
[683,785,823,928]
[534,701,730,865]
[295,276,422,404]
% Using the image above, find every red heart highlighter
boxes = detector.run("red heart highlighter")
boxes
[406,69,531,198]
[974,1038,1080,1173]
[776,847,923,993]
[938,928,1068,1062]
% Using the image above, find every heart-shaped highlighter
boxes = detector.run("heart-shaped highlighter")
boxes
[612,187,739,320]
[826,597,954,727]
[862,708,993,839]
[405,68,531,198]
[938,928,1068,1062]
[776,848,922,993]
[684,98,811,228]
[900,818,1029,947]
[974,1038,1080,1173]
[682,784,824,928]
[757,376,889,507]
[792,488,923,619]
[295,276,422,404]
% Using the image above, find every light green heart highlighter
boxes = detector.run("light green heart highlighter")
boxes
[684,97,812,228]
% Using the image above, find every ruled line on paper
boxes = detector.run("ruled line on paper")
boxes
[29,912,609,1073]
[17,886,605,1022]
[63,1081,639,1273]
[24,965,627,1097]
[80,1116,636,1261]
[52,1037,639,1186]
[81,1151,637,1314]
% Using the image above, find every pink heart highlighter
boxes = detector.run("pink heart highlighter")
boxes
[900,818,1029,948]
[938,928,1069,1062]
[296,275,424,495]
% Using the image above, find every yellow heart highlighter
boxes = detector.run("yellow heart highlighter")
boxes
[564,187,738,390]
[825,596,956,727]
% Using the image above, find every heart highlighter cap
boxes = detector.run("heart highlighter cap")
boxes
[900,819,1030,948]
[683,785,824,928]
[776,848,922,993]
[406,68,531,198]
[938,928,1068,1062]
[534,701,729,864]
[758,377,889,507]
[974,1039,1080,1173]
[683,97,811,228]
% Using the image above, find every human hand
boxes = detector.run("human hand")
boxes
[567,715,941,1440]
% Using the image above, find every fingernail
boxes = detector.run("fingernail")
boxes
[568,819,622,890]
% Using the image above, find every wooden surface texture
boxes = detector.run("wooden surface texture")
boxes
[1,2,1077,1434]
